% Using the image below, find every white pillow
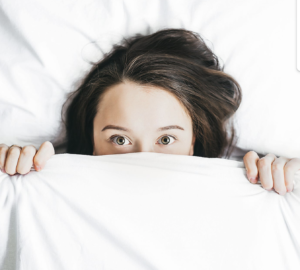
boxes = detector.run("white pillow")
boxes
[1,152,300,269]
[0,0,299,158]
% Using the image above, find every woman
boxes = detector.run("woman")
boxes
[0,28,298,195]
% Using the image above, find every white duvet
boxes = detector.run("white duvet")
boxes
[1,152,300,270]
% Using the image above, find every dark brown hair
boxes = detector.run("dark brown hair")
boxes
[61,28,242,158]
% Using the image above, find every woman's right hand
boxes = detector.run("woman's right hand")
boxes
[0,141,55,175]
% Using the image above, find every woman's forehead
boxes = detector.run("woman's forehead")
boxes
[97,81,191,123]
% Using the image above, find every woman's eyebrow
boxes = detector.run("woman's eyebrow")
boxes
[101,125,184,132]
[157,125,184,131]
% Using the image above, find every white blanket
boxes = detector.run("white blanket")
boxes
[1,153,300,270]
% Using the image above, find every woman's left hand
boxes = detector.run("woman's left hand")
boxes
[243,151,300,195]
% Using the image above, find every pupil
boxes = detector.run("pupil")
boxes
[162,136,170,145]
[117,137,125,145]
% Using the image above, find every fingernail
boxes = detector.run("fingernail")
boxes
[35,166,41,171]
[249,177,256,183]
[1,168,6,173]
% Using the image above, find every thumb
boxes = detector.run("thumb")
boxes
[243,151,260,184]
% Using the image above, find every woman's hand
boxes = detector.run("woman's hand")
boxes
[243,151,300,195]
[0,141,55,176]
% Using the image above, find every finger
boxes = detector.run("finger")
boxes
[16,145,37,174]
[33,141,55,171]
[284,158,300,192]
[4,146,22,175]
[0,144,9,172]
[243,151,260,184]
[257,153,277,190]
[271,157,290,195]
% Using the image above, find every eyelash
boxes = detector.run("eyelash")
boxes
[108,134,178,146]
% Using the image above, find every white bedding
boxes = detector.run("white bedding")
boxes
[1,152,300,270]
[1,0,300,269]
[0,0,299,158]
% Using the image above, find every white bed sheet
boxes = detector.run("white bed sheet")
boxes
[1,152,300,270]
[0,0,299,158]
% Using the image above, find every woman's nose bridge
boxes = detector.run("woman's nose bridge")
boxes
[133,140,155,152]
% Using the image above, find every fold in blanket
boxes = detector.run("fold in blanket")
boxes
[0,153,300,270]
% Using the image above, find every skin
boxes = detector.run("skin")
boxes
[243,152,300,195]
[0,81,299,196]
[92,80,195,156]
[0,141,54,174]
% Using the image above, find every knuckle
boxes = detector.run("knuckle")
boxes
[272,163,282,172]
[291,158,300,164]
[284,165,293,173]
[0,144,8,149]
[258,158,268,169]
[39,141,55,156]
[46,141,55,154]
[42,141,53,148]
[0,146,8,155]
[21,146,35,156]
[244,151,257,159]
[9,147,21,156]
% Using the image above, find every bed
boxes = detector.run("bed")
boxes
[1,0,300,269]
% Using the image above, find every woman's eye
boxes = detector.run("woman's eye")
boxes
[109,135,177,146]
[158,135,177,145]
[110,135,131,146]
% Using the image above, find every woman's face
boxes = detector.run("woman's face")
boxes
[93,80,195,156]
